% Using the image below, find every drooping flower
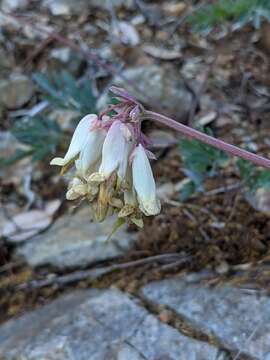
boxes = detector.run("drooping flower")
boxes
[74,130,104,178]
[97,120,133,181]
[50,86,161,229]
[50,114,104,176]
[132,144,161,216]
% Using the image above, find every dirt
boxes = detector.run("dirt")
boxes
[1,174,270,324]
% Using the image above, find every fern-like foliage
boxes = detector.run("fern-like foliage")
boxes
[238,159,270,192]
[1,71,97,166]
[1,117,62,165]
[179,128,229,200]
[33,71,96,115]
[189,0,270,32]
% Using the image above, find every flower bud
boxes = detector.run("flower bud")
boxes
[132,144,161,216]
[50,114,98,167]
[99,121,133,180]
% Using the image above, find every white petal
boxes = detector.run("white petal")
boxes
[124,188,137,206]
[99,121,132,179]
[50,157,66,166]
[117,140,132,180]
[66,177,83,200]
[51,114,98,167]
[76,129,105,177]
[132,144,160,216]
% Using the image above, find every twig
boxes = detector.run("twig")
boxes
[23,168,35,210]
[143,110,270,169]
[16,253,190,291]
[203,183,241,197]
[22,35,54,68]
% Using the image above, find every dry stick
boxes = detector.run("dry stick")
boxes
[144,110,270,169]
[22,35,54,68]
[16,253,189,291]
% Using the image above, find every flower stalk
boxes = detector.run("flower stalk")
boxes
[50,86,270,229]
[143,110,270,170]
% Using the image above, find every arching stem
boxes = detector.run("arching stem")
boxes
[143,110,270,169]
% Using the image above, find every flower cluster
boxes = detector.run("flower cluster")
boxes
[50,87,160,227]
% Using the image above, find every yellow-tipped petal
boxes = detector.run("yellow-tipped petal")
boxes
[88,172,105,183]
[118,204,134,218]
[66,188,81,200]
[130,217,144,228]
[132,144,160,216]
[50,157,66,166]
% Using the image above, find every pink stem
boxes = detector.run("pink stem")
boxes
[144,110,270,169]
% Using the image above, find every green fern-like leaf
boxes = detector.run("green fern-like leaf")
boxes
[179,127,229,199]
[33,71,96,116]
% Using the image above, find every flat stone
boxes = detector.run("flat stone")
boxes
[98,65,193,120]
[90,0,133,10]
[142,278,270,359]
[1,0,28,11]
[15,207,137,269]
[43,0,90,16]
[44,0,133,15]
[0,131,31,184]
[0,74,34,109]
[0,288,219,359]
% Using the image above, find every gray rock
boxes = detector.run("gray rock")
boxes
[115,344,146,360]
[90,0,133,10]
[43,0,90,15]
[0,131,31,181]
[0,288,219,359]
[129,313,218,360]
[0,74,34,109]
[15,207,137,269]
[142,278,270,359]
[44,0,133,15]
[98,65,193,120]
[1,0,28,11]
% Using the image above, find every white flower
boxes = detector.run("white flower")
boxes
[66,176,98,201]
[66,177,86,200]
[98,120,133,181]
[132,144,161,216]
[74,129,104,178]
[50,114,102,170]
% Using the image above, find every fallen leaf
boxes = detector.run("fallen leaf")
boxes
[157,179,190,201]
[149,130,177,148]
[163,2,187,16]
[2,200,60,243]
[112,21,140,46]
[198,111,217,126]
[143,45,182,60]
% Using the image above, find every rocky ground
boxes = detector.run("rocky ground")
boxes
[1,0,270,359]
